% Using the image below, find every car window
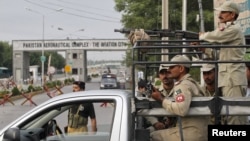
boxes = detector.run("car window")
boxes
[15,100,115,141]
[102,78,117,83]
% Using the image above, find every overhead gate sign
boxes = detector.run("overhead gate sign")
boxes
[12,39,129,51]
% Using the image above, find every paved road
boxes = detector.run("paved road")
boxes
[0,81,101,129]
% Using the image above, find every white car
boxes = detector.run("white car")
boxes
[0,90,132,141]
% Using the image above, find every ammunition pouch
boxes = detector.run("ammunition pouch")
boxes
[68,113,88,128]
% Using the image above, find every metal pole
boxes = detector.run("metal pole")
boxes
[161,0,169,62]
[42,15,45,86]
[26,8,63,86]
[182,0,187,31]
[198,0,205,32]
[182,0,187,53]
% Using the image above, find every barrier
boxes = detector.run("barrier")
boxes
[0,93,14,106]
[0,77,17,91]
[21,92,37,106]
[43,85,64,98]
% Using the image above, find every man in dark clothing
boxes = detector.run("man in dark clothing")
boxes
[67,81,97,133]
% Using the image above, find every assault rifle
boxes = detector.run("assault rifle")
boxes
[114,28,199,39]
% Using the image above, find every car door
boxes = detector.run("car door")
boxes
[0,95,118,141]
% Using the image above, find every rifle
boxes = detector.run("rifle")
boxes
[114,28,198,39]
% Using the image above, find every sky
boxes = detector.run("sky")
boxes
[0,0,126,60]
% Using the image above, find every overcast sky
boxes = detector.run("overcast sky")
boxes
[0,0,126,60]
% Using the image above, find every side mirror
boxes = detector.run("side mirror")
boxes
[3,128,20,141]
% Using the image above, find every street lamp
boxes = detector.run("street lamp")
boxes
[57,27,85,39]
[26,8,63,86]
[57,27,84,63]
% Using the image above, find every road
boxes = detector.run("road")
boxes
[0,80,102,129]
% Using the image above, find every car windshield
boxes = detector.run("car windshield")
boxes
[101,78,116,83]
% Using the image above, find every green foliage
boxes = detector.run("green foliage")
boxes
[0,42,13,72]
[64,78,75,85]
[29,51,65,73]
[115,0,162,30]
[26,85,42,92]
[46,82,54,88]
[91,74,99,78]
[11,87,21,96]
[114,0,214,32]
[0,42,66,74]
[34,86,43,91]
[114,0,214,68]
[0,90,10,98]
[55,80,63,86]
[244,48,250,60]
[190,67,201,83]
[45,80,62,88]
[27,85,35,92]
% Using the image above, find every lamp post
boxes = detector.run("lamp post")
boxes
[26,8,63,86]
[57,27,84,64]
[57,27,84,79]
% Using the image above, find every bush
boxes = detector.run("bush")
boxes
[45,82,54,88]
[27,85,35,92]
[54,80,62,86]
[12,87,21,96]
[0,90,10,98]
[0,90,10,95]
[64,78,74,85]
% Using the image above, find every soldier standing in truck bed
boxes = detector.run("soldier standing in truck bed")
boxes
[198,1,247,125]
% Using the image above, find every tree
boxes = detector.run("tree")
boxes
[114,0,214,68]
[115,0,214,32]
[29,52,65,73]
[0,41,65,74]
[0,42,13,71]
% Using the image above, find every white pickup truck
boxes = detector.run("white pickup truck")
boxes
[1,90,250,141]
[1,30,250,141]
[0,90,134,141]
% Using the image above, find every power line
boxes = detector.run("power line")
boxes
[39,0,121,20]
[23,0,121,23]
[56,0,117,13]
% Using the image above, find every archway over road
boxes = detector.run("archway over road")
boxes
[12,39,129,84]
